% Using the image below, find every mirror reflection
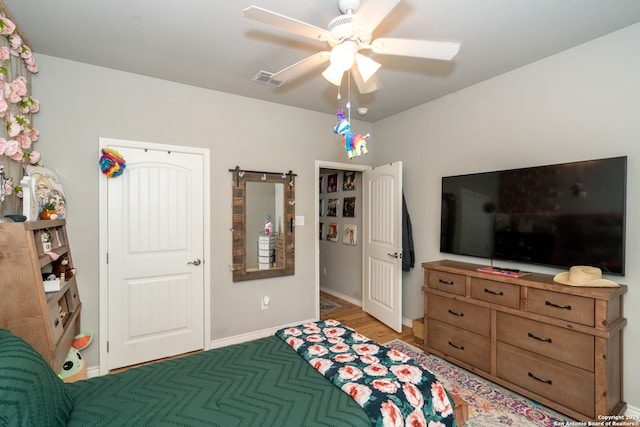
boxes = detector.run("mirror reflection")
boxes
[245,182,284,270]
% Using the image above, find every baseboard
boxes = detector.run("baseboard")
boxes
[86,318,316,377]
[626,404,640,417]
[87,366,100,378]
[321,287,413,329]
[320,287,361,307]
[208,317,316,349]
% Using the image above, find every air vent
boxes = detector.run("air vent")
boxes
[252,71,285,87]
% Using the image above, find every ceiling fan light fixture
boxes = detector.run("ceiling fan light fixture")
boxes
[355,53,381,82]
[329,41,357,72]
[322,63,344,86]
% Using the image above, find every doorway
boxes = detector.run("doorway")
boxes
[318,165,364,307]
[99,138,211,374]
[315,160,404,332]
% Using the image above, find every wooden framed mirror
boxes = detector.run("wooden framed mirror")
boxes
[231,168,295,282]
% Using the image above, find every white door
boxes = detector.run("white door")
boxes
[106,144,205,370]
[363,161,403,332]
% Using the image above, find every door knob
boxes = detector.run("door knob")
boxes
[387,252,401,259]
[187,259,202,266]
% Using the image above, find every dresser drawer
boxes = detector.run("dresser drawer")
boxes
[497,342,594,418]
[427,294,491,337]
[427,270,466,295]
[527,288,595,326]
[496,312,594,371]
[427,319,490,372]
[470,277,520,309]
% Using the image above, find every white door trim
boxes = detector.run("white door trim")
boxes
[98,138,211,375]
[314,161,370,319]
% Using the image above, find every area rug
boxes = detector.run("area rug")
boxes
[385,340,575,426]
[320,296,345,315]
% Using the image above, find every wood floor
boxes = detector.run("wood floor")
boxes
[320,291,420,347]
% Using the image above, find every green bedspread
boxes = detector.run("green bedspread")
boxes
[66,336,371,426]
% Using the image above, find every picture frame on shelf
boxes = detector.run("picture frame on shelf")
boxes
[25,166,67,221]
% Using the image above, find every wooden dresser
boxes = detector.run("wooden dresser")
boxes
[422,260,626,421]
[0,219,81,373]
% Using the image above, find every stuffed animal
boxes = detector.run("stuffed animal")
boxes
[333,109,369,159]
[53,254,74,280]
[59,347,86,383]
[59,332,93,383]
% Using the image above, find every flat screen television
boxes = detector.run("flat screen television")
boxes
[440,156,627,275]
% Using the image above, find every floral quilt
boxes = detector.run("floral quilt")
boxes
[275,319,456,427]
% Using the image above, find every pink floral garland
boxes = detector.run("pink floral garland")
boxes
[0,12,40,198]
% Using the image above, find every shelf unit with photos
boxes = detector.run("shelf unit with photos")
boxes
[0,219,81,373]
[422,259,626,421]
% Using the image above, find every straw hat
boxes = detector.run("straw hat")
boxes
[553,266,619,288]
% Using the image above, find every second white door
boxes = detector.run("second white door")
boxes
[363,161,403,332]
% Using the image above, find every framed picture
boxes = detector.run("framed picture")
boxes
[319,223,324,240]
[327,173,338,193]
[24,166,67,221]
[327,198,338,217]
[319,199,325,216]
[343,197,356,217]
[343,224,357,245]
[343,171,356,191]
[319,175,325,193]
[327,223,338,242]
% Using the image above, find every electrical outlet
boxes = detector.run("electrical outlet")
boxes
[261,296,270,310]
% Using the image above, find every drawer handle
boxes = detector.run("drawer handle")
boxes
[448,341,464,350]
[439,279,454,285]
[484,288,504,296]
[545,301,572,311]
[448,309,464,317]
[528,332,552,343]
[528,372,553,385]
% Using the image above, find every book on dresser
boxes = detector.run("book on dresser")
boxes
[0,219,82,374]
[422,259,627,422]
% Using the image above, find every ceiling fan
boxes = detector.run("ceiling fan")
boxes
[244,0,460,94]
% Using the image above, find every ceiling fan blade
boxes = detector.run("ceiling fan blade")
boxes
[351,66,380,94]
[271,52,330,84]
[244,6,328,42]
[353,0,400,33]
[371,38,460,60]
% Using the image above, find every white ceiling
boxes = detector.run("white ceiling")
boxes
[4,0,640,122]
